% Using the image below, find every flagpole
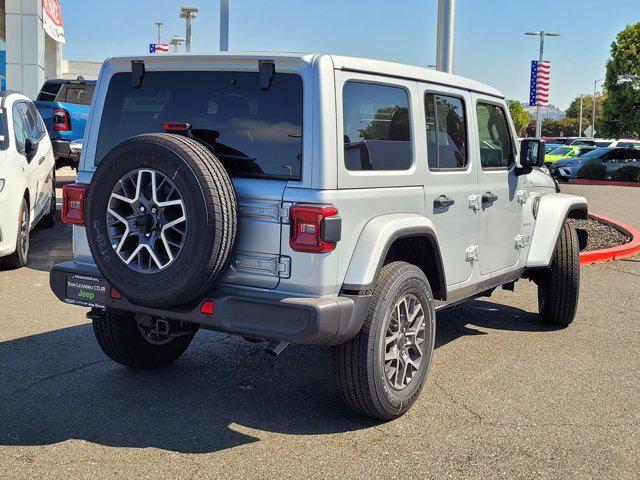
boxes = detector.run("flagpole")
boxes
[525,31,559,139]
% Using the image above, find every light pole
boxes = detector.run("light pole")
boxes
[592,77,605,138]
[170,35,185,53]
[579,94,583,137]
[155,22,163,45]
[435,0,456,73]
[220,0,229,51]
[525,31,559,138]
[180,6,199,52]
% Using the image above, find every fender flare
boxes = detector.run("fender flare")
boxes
[342,213,446,298]
[526,193,588,268]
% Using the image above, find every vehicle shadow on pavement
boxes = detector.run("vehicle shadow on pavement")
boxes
[26,213,73,272]
[0,297,551,454]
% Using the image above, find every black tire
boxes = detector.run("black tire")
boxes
[84,134,237,307]
[332,261,436,420]
[1,198,30,269]
[537,222,580,326]
[92,309,195,369]
[40,169,57,229]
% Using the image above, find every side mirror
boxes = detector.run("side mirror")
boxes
[24,138,39,162]
[519,139,545,167]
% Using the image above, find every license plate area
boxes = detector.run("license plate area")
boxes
[65,273,108,308]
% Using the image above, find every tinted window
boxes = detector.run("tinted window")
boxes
[58,84,95,105]
[476,103,513,168]
[26,103,46,139]
[425,93,467,169]
[549,147,572,156]
[343,82,412,171]
[96,71,303,180]
[581,148,610,159]
[595,141,613,147]
[12,103,30,154]
[36,82,63,101]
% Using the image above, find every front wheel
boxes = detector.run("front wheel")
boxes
[332,261,436,420]
[92,309,196,369]
[537,222,580,326]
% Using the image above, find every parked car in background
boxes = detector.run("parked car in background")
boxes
[0,91,56,268]
[593,138,640,148]
[34,77,96,169]
[546,137,596,146]
[545,145,596,164]
[549,147,640,180]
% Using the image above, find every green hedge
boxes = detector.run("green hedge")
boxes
[577,162,607,180]
[610,166,640,182]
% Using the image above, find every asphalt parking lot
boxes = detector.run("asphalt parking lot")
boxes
[1,172,638,479]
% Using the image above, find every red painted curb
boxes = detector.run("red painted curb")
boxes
[580,213,640,265]
[569,179,640,187]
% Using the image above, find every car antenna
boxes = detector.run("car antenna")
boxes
[259,60,275,91]
[131,60,146,89]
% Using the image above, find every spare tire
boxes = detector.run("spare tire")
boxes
[85,133,237,307]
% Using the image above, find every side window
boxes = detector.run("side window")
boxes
[12,103,29,155]
[26,103,46,139]
[425,93,467,169]
[476,102,514,169]
[343,81,412,171]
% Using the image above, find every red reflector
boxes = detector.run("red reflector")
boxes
[162,122,191,132]
[110,288,121,299]
[200,301,215,315]
[289,204,338,253]
[61,183,88,225]
[53,108,70,131]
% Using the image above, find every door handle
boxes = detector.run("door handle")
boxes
[433,195,455,209]
[481,192,498,204]
[38,156,46,165]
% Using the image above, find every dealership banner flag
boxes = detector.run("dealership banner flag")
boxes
[42,0,65,44]
[529,60,550,106]
[149,44,169,54]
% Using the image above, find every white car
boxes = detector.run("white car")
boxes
[0,91,57,268]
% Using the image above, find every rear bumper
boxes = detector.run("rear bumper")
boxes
[49,261,370,346]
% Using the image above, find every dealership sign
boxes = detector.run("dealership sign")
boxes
[42,0,65,44]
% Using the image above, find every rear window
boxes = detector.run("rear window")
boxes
[36,82,63,101]
[58,84,95,105]
[95,71,303,180]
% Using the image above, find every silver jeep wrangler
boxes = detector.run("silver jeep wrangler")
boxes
[50,53,588,420]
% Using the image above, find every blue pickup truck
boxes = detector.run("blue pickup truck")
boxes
[34,78,96,168]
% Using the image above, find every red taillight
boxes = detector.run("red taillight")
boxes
[162,122,191,132]
[53,108,70,131]
[289,204,340,253]
[109,288,121,299]
[61,183,88,225]
[200,300,215,315]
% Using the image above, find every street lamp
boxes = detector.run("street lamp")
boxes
[435,0,456,73]
[180,6,199,52]
[525,31,559,138]
[592,77,605,138]
[220,0,229,51]
[170,35,186,53]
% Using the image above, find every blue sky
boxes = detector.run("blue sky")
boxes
[61,0,639,109]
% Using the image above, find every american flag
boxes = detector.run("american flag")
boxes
[149,43,169,54]
[529,60,551,106]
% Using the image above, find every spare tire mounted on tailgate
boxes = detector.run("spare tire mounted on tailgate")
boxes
[85,133,238,307]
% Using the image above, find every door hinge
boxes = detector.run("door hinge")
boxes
[468,194,481,211]
[515,234,531,249]
[516,189,529,205]
[279,203,292,223]
[465,245,479,262]
[277,256,291,278]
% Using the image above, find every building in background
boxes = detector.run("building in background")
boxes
[1,0,101,98]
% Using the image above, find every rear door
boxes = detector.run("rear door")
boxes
[421,85,478,287]
[472,94,524,275]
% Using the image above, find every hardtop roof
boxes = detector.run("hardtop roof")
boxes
[104,51,504,98]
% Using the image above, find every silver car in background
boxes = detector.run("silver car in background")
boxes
[550,147,640,180]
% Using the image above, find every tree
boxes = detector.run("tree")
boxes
[524,118,581,137]
[565,94,606,134]
[507,100,533,136]
[601,22,640,138]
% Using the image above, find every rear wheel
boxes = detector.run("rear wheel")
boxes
[537,222,580,326]
[92,309,196,369]
[332,262,436,420]
[1,198,30,269]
